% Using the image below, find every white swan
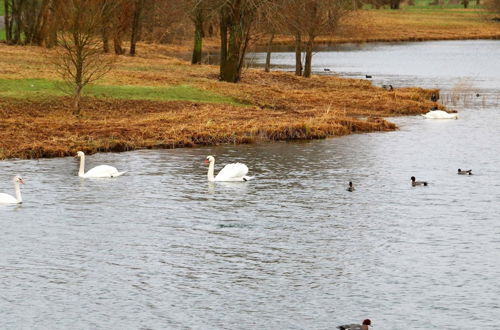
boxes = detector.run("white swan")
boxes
[0,175,24,204]
[204,156,252,182]
[422,110,458,119]
[76,151,126,178]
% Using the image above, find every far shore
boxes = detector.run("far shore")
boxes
[154,8,500,57]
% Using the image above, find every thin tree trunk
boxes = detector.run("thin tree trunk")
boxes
[390,0,401,9]
[12,0,21,44]
[303,36,314,78]
[74,55,84,116]
[37,0,51,46]
[113,34,124,55]
[73,85,82,117]
[102,28,110,53]
[130,0,144,56]
[4,0,12,43]
[237,24,252,76]
[219,8,228,79]
[294,32,302,76]
[191,8,203,64]
[264,33,275,73]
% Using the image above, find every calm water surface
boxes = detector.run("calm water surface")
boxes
[1,40,500,329]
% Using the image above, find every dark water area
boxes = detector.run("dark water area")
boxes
[1,40,500,329]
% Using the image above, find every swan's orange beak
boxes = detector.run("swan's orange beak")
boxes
[204,159,209,165]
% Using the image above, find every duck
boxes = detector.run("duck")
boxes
[324,68,331,72]
[458,168,472,175]
[382,84,393,91]
[205,156,252,182]
[76,151,126,178]
[422,110,458,119]
[347,181,355,192]
[365,75,372,79]
[411,176,428,186]
[0,176,25,204]
[338,319,371,330]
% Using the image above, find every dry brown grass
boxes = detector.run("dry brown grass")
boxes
[0,43,441,160]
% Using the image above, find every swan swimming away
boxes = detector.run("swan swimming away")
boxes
[76,151,126,178]
[204,156,252,182]
[0,175,25,204]
[422,110,458,119]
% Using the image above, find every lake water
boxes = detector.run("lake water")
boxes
[1,40,500,329]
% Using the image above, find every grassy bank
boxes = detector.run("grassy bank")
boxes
[0,44,441,160]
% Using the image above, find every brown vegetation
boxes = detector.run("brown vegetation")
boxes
[0,44,442,160]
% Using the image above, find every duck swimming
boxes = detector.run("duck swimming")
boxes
[458,168,472,175]
[347,181,355,192]
[411,176,428,186]
[338,319,371,330]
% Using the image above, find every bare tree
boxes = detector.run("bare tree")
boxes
[53,0,115,116]
[283,0,353,78]
[257,2,282,72]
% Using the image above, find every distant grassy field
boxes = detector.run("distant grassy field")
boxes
[273,5,499,45]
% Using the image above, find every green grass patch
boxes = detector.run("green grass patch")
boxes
[0,0,4,16]
[0,78,241,105]
[0,29,5,41]
[0,79,66,98]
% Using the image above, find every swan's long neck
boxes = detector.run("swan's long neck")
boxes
[14,181,22,203]
[78,155,85,177]
[207,160,215,182]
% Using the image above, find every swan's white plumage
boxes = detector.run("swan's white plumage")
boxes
[215,163,249,181]
[0,193,18,204]
[82,165,126,178]
[422,110,458,119]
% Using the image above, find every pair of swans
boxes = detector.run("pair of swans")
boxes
[1,151,125,204]
[78,152,252,181]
